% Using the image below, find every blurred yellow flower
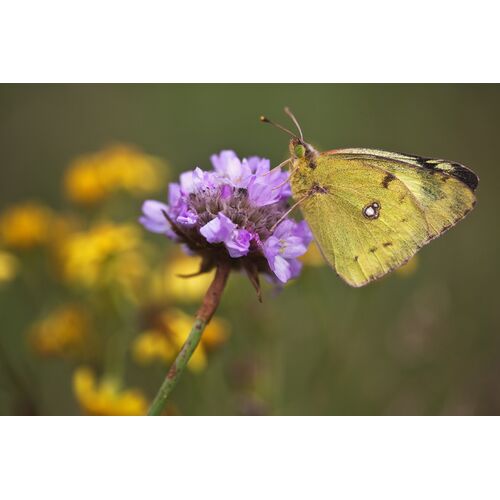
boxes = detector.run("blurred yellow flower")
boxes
[29,304,89,357]
[132,330,177,365]
[64,145,167,205]
[133,308,230,372]
[61,222,146,293]
[152,252,215,303]
[300,242,326,267]
[73,367,148,416]
[0,202,53,249]
[0,250,19,283]
[396,255,419,278]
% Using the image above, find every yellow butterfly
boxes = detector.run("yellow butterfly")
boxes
[261,108,479,287]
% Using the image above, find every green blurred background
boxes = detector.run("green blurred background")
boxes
[0,84,498,415]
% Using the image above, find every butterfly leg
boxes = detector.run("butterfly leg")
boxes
[260,157,292,177]
[269,191,314,233]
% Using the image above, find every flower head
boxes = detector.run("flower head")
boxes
[132,308,230,372]
[140,150,311,287]
[29,304,89,357]
[60,222,146,296]
[73,367,148,416]
[64,145,167,205]
[0,202,54,249]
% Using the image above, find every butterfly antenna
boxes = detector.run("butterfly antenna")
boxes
[260,115,298,139]
[284,107,303,141]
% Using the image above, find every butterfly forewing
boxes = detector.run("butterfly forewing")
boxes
[293,155,432,287]
[327,149,478,240]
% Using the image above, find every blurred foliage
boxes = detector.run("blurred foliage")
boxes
[0,84,498,415]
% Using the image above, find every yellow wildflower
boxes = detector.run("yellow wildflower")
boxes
[0,251,19,283]
[300,242,326,267]
[396,255,419,278]
[29,304,89,357]
[0,202,53,249]
[61,222,145,292]
[73,367,148,416]
[151,252,215,303]
[64,145,167,205]
[132,308,230,372]
[132,330,177,365]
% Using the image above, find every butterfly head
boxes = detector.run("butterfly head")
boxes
[289,137,315,160]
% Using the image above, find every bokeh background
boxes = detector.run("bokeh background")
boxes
[0,84,498,415]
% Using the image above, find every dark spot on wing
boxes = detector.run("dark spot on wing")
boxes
[401,218,408,223]
[369,247,377,253]
[354,256,359,262]
[448,163,479,191]
[362,201,381,219]
[383,242,393,247]
[382,173,396,188]
[311,183,329,194]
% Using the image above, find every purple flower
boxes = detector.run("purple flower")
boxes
[199,212,252,257]
[140,150,312,286]
[263,220,313,283]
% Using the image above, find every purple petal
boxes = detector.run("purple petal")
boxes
[263,219,310,282]
[139,200,177,239]
[263,235,280,259]
[248,158,291,201]
[247,177,281,207]
[246,156,271,175]
[279,236,307,258]
[141,200,169,223]
[211,150,252,188]
[176,208,198,226]
[270,255,292,283]
[211,150,238,173]
[225,228,252,258]
[192,167,215,191]
[295,220,313,246]
[139,215,168,234]
[180,170,195,193]
[272,219,296,239]
[226,158,252,188]
[199,213,235,243]
[168,183,182,207]
[219,184,233,200]
[287,258,303,280]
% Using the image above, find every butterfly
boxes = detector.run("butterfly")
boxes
[261,108,479,287]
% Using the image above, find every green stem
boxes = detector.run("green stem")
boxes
[147,261,231,416]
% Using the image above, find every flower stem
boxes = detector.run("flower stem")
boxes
[147,261,231,416]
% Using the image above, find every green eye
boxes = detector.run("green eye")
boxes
[294,144,306,158]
